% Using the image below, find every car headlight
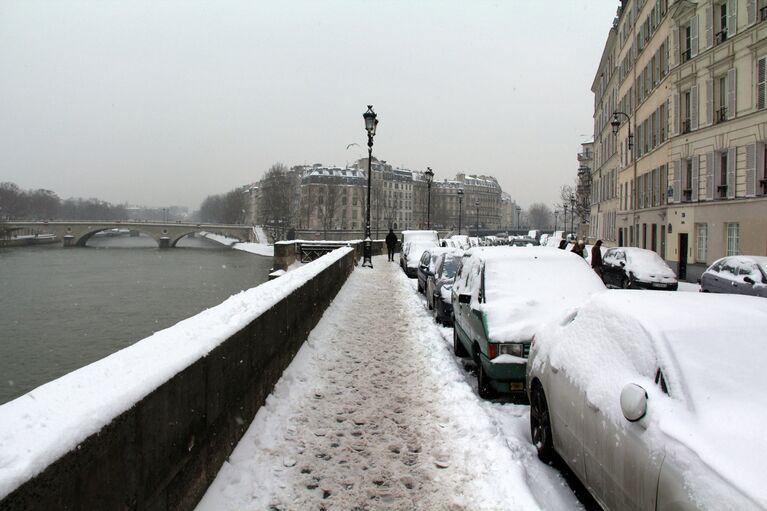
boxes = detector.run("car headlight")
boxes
[498,343,525,357]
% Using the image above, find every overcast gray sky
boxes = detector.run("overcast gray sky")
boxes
[0,0,617,210]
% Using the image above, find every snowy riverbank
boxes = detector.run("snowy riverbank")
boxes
[201,230,274,257]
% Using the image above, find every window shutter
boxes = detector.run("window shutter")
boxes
[727,147,736,199]
[747,0,757,26]
[691,84,699,130]
[672,93,679,135]
[706,5,714,49]
[706,79,714,126]
[758,142,766,195]
[665,37,670,74]
[690,15,699,57]
[727,0,737,37]
[692,156,700,202]
[671,27,679,67]
[758,57,766,110]
[727,68,737,120]
[745,143,756,197]
[673,160,681,203]
[706,152,715,200]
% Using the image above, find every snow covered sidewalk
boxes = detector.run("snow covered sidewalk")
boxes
[197,255,581,510]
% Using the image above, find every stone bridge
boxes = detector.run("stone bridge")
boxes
[3,221,255,248]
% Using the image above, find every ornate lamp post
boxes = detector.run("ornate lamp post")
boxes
[457,188,464,235]
[515,205,521,229]
[610,111,633,150]
[362,105,378,268]
[475,199,480,237]
[569,194,576,237]
[425,167,434,229]
[554,209,559,231]
[563,204,568,238]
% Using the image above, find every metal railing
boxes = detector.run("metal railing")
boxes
[715,30,728,45]
[681,48,691,63]
[682,119,692,134]
[716,107,728,124]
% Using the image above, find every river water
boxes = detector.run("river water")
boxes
[0,234,272,405]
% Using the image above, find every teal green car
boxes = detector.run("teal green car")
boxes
[451,246,606,399]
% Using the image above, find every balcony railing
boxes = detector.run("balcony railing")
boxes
[682,119,692,134]
[681,48,691,63]
[577,151,593,162]
[715,30,728,45]
[761,5,767,21]
[717,184,728,199]
[716,106,728,124]
[682,189,692,202]
[760,178,767,194]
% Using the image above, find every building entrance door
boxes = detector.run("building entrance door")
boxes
[678,233,688,280]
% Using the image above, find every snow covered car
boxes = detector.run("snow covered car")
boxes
[601,247,678,290]
[527,291,767,511]
[416,247,453,294]
[700,255,767,297]
[426,249,464,325]
[451,247,606,398]
[508,237,539,247]
[399,230,439,278]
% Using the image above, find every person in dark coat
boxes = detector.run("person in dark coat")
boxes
[558,239,568,250]
[385,229,398,262]
[571,240,586,258]
[591,239,603,277]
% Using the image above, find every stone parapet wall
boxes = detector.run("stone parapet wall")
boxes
[0,248,355,511]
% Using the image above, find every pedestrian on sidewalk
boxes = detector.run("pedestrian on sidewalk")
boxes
[591,239,603,277]
[385,228,398,262]
[571,240,585,258]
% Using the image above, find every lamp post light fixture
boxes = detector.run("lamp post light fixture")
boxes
[457,188,464,235]
[475,199,480,238]
[362,105,379,268]
[610,111,633,151]
[425,167,434,229]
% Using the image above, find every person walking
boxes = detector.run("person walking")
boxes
[570,240,584,258]
[385,228,398,262]
[591,239,603,277]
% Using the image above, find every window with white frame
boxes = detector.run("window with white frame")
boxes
[758,56,766,110]
[726,223,740,256]
[696,223,708,262]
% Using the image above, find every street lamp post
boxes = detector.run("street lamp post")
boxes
[362,105,379,268]
[425,167,434,229]
[610,111,633,150]
[569,194,576,237]
[457,188,464,235]
[554,210,559,231]
[475,199,480,237]
[515,205,521,229]
[563,204,568,238]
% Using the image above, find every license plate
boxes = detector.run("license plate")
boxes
[510,382,524,391]
[654,283,668,288]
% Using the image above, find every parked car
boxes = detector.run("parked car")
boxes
[527,291,767,511]
[451,247,605,398]
[416,247,453,294]
[399,230,439,278]
[450,234,470,249]
[426,249,464,325]
[508,237,539,247]
[601,247,678,290]
[700,255,767,297]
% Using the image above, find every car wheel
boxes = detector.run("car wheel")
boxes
[453,327,467,357]
[530,383,554,463]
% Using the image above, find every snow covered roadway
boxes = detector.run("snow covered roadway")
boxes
[197,255,583,511]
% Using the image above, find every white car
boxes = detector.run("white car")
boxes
[527,291,767,511]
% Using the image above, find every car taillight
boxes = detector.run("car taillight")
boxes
[487,343,498,359]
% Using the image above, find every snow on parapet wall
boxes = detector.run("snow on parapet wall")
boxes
[202,231,274,257]
[0,246,353,500]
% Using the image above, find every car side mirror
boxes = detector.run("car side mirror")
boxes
[620,383,648,422]
[620,261,626,267]
[458,294,471,304]
[744,276,756,285]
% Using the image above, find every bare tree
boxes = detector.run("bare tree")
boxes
[316,183,343,239]
[260,163,297,240]
[526,203,553,229]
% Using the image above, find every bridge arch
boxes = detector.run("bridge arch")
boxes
[76,227,163,247]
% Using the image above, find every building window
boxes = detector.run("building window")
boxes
[716,74,728,123]
[726,223,740,256]
[681,22,692,62]
[682,90,692,133]
[696,223,708,262]
[718,151,729,198]
[683,158,693,202]
[716,2,729,44]
[758,56,766,110]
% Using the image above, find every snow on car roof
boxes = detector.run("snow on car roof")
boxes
[468,246,606,343]
[537,290,767,508]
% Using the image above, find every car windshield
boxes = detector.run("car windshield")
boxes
[440,255,461,278]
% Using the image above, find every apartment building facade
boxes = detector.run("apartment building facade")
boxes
[592,0,767,279]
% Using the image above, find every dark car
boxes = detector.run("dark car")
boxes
[426,249,464,325]
[508,237,539,247]
[700,256,767,297]
[416,247,452,294]
[601,247,678,290]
